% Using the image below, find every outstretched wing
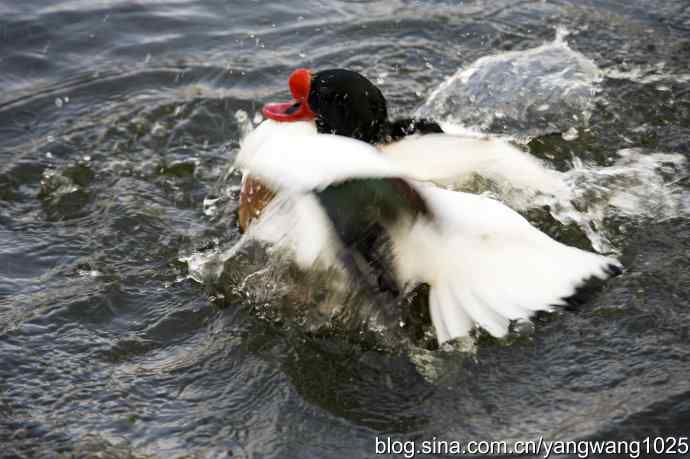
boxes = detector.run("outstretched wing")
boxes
[236,120,621,344]
[380,133,570,198]
[236,120,407,192]
[390,185,621,343]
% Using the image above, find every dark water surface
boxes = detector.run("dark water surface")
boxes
[1,1,689,458]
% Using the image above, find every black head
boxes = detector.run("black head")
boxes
[262,68,443,145]
[307,69,389,144]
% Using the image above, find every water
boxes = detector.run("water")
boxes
[1,1,689,458]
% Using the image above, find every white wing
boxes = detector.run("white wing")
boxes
[381,134,570,198]
[236,120,407,192]
[391,185,620,343]
[236,121,620,344]
[243,193,341,269]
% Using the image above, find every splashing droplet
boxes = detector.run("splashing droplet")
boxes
[562,127,579,141]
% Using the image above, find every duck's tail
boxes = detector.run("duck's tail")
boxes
[391,186,621,344]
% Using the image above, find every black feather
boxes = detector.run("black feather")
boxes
[559,263,623,310]
[315,177,430,295]
[308,69,389,144]
[387,118,444,141]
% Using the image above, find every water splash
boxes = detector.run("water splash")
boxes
[417,28,602,136]
[417,28,688,253]
[186,50,688,344]
[603,62,690,85]
[553,149,688,252]
[460,148,685,254]
[234,109,254,138]
[180,249,224,285]
[441,148,689,254]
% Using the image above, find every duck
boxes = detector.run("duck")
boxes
[239,68,569,231]
[234,68,621,345]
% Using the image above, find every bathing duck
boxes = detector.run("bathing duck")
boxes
[239,68,568,231]
[235,68,621,345]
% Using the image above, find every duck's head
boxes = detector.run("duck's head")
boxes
[263,68,390,144]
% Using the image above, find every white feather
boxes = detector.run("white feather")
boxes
[236,121,621,344]
[390,185,620,342]
[380,134,570,198]
[236,120,406,192]
[238,119,317,165]
[243,193,340,269]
